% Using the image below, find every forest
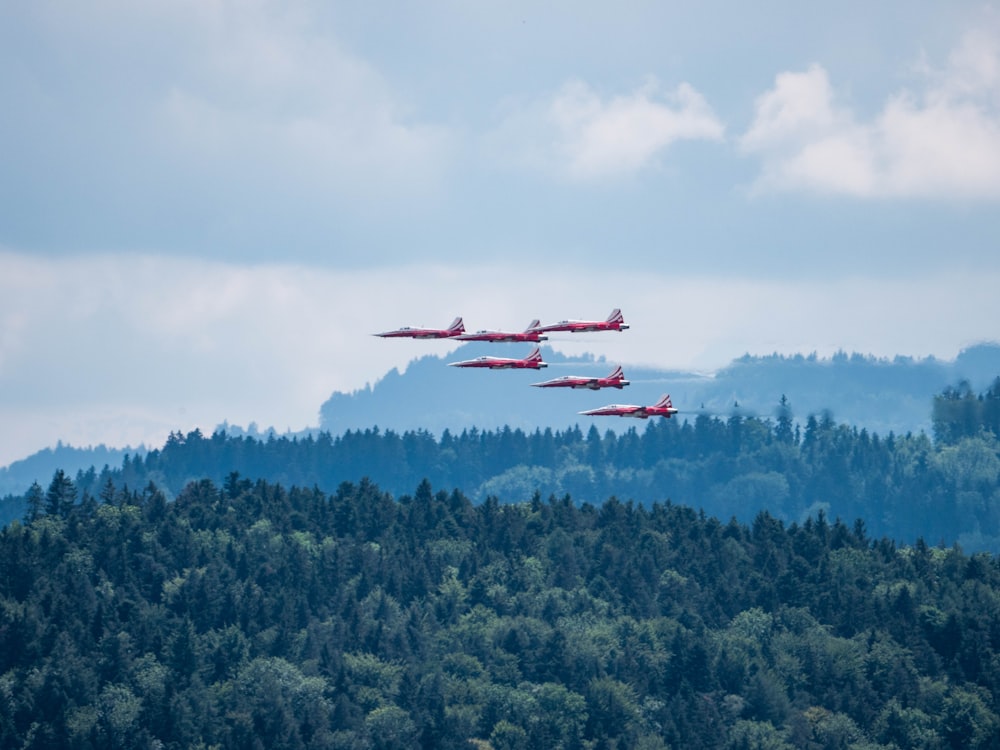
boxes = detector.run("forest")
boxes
[3,471,1000,748]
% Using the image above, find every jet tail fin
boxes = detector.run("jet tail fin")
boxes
[608,365,624,380]
[654,394,673,410]
[525,319,541,331]
[447,317,465,334]
[607,308,624,323]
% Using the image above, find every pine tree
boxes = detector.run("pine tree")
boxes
[25,481,44,521]
[776,395,795,444]
[45,469,77,518]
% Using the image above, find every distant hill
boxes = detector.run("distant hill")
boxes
[320,342,1000,439]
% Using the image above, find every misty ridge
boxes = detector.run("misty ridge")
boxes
[319,342,1000,439]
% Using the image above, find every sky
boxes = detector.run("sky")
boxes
[2,1,1000,467]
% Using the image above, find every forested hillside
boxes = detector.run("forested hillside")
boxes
[3,474,1000,748]
[6,377,999,551]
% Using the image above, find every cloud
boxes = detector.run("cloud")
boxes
[740,24,1000,199]
[486,78,724,181]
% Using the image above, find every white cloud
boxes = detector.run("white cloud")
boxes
[740,65,846,152]
[2,250,998,466]
[487,78,724,181]
[740,24,1000,198]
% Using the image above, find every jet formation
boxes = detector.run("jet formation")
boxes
[374,309,677,419]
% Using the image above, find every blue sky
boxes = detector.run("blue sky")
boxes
[2,1,999,465]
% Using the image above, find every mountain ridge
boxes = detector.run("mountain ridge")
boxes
[320,341,1000,440]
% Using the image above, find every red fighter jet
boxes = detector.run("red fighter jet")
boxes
[531,365,630,390]
[579,394,678,419]
[455,319,548,343]
[374,317,465,339]
[449,346,548,370]
[530,308,629,335]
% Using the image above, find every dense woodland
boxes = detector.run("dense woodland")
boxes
[3,473,1000,748]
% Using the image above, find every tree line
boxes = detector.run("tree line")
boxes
[5,380,999,551]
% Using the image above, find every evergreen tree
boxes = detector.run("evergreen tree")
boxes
[24,481,44,521]
[776,395,794,445]
[45,469,77,517]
